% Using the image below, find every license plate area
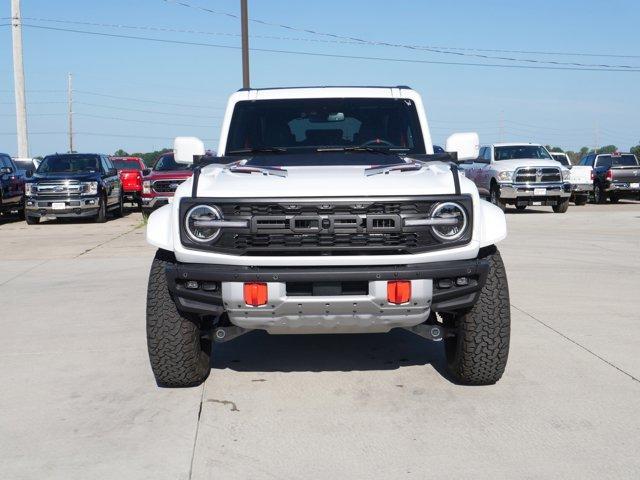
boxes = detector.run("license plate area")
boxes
[533,188,547,196]
[286,281,369,297]
[51,202,66,210]
[631,183,640,189]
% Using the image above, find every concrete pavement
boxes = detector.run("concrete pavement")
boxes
[1,202,639,479]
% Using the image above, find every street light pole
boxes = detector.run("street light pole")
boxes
[11,0,29,158]
[68,73,74,153]
[240,0,250,88]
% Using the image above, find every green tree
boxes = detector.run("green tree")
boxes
[545,145,564,153]
[630,142,640,158]
[113,149,129,156]
[596,145,618,154]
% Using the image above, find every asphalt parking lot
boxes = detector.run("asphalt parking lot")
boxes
[1,202,640,480]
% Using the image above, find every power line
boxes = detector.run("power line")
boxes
[161,0,640,68]
[74,101,222,118]
[17,24,640,73]
[75,112,218,128]
[74,90,224,109]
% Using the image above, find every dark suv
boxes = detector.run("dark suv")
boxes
[0,153,26,219]
[25,153,123,224]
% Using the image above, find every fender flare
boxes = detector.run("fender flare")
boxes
[146,204,174,251]
[478,199,507,247]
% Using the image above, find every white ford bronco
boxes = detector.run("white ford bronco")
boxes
[145,86,510,387]
[462,143,572,212]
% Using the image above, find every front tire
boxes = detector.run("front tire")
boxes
[94,196,107,223]
[490,183,506,212]
[25,214,38,225]
[146,250,211,387]
[444,246,510,385]
[552,199,570,213]
[573,195,587,206]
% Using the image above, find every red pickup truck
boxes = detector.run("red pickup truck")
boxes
[141,152,193,218]
[111,156,146,209]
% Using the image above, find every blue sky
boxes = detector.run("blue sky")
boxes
[1,0,639,157]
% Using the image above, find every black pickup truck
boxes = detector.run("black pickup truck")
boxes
[579,152,640,203]
[0,153,26,219]
[24,153,123,224]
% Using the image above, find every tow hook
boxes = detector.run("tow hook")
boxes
[212,326,250,343]
[405,323,456,342]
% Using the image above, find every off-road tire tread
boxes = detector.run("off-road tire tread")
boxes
[445,246,510,385]
[146,249,210,387]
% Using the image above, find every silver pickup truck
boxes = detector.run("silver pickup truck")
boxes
[461,143,571,213]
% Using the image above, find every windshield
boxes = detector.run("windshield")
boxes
[225,98,426,163]
[154,154,192,172]
[551,153,570,166]
[494,145,552,161]
[112,159,142,170]
[37,154,100,174]
[596,154,638,168]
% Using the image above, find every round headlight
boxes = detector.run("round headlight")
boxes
[430,202,468,241]
[185,205,223,243]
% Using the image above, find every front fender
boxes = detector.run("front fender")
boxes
[478,199,506,247]
[146,204,174,251]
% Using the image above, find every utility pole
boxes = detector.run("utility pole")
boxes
[240,0,250,88]
[67,73,74,153]
[499,111,504,143]
[11,0,29,158]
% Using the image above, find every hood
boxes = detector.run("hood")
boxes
[31,171,101,182]
[180,160,473,199]
[492,159,564,171]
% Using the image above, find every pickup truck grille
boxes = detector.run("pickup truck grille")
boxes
[514,167,561,184]
[33,181,83,196]
[152,179,186,193]
[180,197,473,256]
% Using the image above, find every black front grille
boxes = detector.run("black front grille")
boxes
[180,196,473,256]
[514,167,561,183]
[153,179,185,193]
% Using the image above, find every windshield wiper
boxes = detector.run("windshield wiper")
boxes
[227,147,288,155]
[365,162,422,177]
[316,146,410,155]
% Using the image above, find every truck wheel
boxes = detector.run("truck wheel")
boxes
[25,214,38,225]
[594,184,606,204]
[574,195,587,206]
[94,196,107,223]
[146,249,211,387]
[114,193,124,218]
[609,193,619,204]
[489,184,506,212]
[444,246,510,385]
[552,199,570,213]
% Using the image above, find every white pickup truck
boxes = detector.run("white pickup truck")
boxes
[550,152,591,205]
[145,86,510,387]
[461,143,572,212]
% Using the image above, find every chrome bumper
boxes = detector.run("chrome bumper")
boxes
[141,196,172,209]
[499,182,571,200]
[222,280,433,334]
[571,183,593,193]
[25,196,100,217]
[607,182,640,192]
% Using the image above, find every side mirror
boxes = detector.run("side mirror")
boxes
[142,168,151,176]
[109,168,118,177]
[26,169,33,178]
[174,136,205,164]
[445,132,480,162]
[0,166,13,175]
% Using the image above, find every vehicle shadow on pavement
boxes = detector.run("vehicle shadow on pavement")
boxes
[212,329,453,379]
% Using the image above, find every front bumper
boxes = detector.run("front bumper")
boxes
[165,258,489,334]
[141,196,172,210]
[25,196,100,218]
[499,182,571,203]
